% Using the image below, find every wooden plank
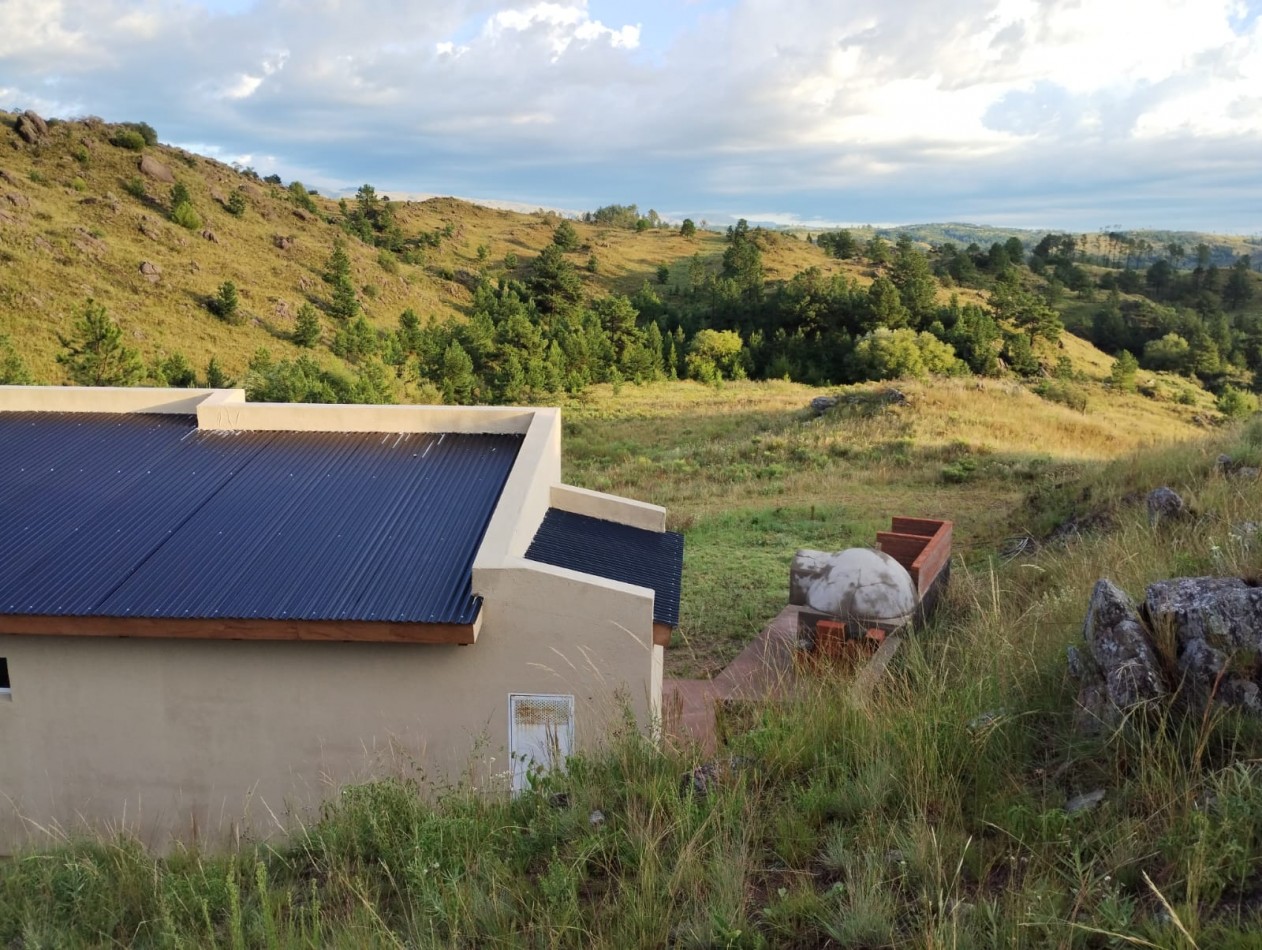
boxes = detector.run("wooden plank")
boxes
[850,634,902,701]
[892,516,950,536]
[653,621,674,647]
[0,613,479,645]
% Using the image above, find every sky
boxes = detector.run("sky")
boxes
[2,0,1260,234]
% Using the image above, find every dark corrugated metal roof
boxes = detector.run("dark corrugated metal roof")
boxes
[525,509,683,627]
[0,412,522,624]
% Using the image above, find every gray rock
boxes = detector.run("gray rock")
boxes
[810,395,838,415]
[1146,487,1184,527]
[139,261,161,283]
[3,191,29,208]
[681,762,722,799]
[15,110,47,144]
[138,154,174,183]
[1236,467,1260,482]
[1084,580,1168,709]
[199,228,219,243]
[1072,580,1168,733]
[1145,577,1262,715]
[588,809,605,828]
[1065,788,1106,814]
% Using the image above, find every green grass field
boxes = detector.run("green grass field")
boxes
[3,413,1260,948]
[560,376,1211,676]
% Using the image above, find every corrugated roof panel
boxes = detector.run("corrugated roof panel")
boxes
[0,412,523,626]
[524,509,684,627]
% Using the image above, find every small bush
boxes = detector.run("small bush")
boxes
[28,170,47,184]
[123,121,158,146]
[211,281,242,325]
[70,177,87,193]
[1217,385,1259,419]
[72,145,89,165]
[123,176,147,200]
[1033,379,1089,413]
[171,202,201,230]
[504,252,519,270]
[376,250,398,275]
[226,190,247,217]
[109,129,146,151]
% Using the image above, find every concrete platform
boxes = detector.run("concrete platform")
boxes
[663,605,805,752]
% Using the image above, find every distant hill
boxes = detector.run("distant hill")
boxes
[787,222,1262,268]
[0,112,850,385]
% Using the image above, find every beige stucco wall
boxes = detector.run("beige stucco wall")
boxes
[0,560,657,852]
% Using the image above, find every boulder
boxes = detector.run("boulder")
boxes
[15,110,48,144]
[1078,579,1168,726]
[273,235,294,251]
[139,261,161,283]
[1145,577,1262,715]
[3,191,29,208]
[1146,487,1184,527]
[199,228,219,243]
[810,395,838,415]
[138,154,174,183]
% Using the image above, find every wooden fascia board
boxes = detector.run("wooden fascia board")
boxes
[0,612,480,645]
[653,621,674,647]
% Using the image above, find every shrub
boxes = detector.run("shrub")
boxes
[504,252,519,270]
[288,180,317,212]
[170,201,201,230]
[226,190,247,217]
[1033,379,1088,413]
[376,250,398,275]
[211,281,242,324]
[292,304,321,347]
[123,121,158,146]
[553,220,580,251]
[1217,385,1259,419]
[72,145,89,165]
[123,176,147,200]
[70,177,87,192]
[0,333,33,384]
[109,129,146,151]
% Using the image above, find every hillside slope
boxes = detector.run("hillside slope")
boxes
[0,113,852,384]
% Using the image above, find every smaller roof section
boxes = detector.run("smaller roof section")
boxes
[525,509,684,627]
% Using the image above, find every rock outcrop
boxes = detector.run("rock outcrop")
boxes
[138,154,174,183]
[1070,576,1262,732]
[1146,577,1262,715]
[1145,487,1184,527]
[15,110,48,144]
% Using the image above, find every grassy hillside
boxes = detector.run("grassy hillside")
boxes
[561,374,1215,676]
[0,113,854,385]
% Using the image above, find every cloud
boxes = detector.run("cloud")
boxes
[1,0,1259,231]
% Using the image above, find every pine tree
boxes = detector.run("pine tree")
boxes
[56,299,144,386]
[293,303,321,347]
[205,356,230,388]
[213,281,241,324]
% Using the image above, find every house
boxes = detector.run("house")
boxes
[0,386,683,852]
